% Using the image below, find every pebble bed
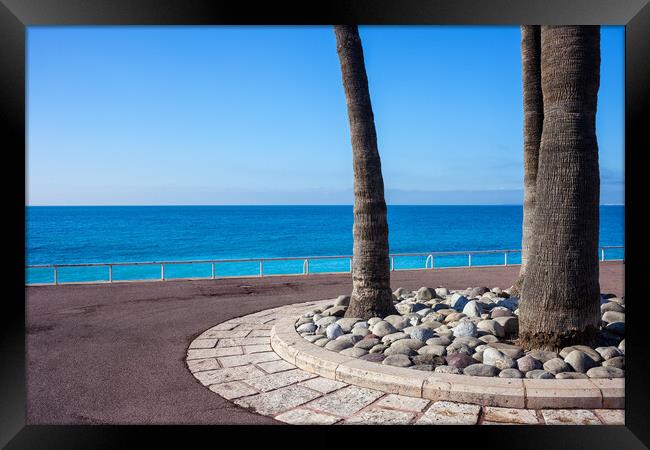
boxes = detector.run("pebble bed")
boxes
[294,286,625,380]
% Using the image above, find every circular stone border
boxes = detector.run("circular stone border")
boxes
[270,300,624,410]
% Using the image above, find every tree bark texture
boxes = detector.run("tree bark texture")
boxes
[511,25,544,296]
[519,26,601,351]
[333,25,395,319]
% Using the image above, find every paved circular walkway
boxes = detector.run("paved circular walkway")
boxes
[186,300,624,425]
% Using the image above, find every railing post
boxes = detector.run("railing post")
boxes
[259,260,264,277]
[391,256,395,272]
[211,262,215,279]
[468,254,472,268]
[504,252,508,266]
[349,257,353,273]
[304,259,309,275]
[431,255,434,270]
[54,266,58,285]
[161,263,165,281]
[601,248,605,261]
[109,265,113,283]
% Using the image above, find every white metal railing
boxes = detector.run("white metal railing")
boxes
[25,246,624,286]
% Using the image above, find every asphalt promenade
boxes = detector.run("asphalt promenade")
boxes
[25,262,624,424]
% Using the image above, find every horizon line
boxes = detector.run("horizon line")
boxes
[25,203,625,207]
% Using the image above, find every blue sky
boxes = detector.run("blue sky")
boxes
[27,26,624,205]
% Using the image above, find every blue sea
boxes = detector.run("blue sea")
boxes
[25,205,624,284]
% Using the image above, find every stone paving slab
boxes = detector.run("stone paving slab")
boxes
[416,401,481,425]
[186,300,624,425]
[344,408,417,425]
[541,409,602,425]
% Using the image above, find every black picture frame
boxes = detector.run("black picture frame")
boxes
[2,0,648,447]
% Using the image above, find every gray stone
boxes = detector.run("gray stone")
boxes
[336,318,361,333]
[446,342,473,356]
[296,317,313,326]
[477,320,505,338]
[321,306,347,317]
[353,321,368,329]
[334,295,351,306]
[415,308,432,317]
[410,364,434,371]
[601,302,625,313]
[487,343,524,359]
[450,294,470,311]
[367,317,382,326]
[339,347,368,357]
[517,355,542,372]
[564,350,598,373]
[490,307,513,318]
[360,352,386,363]
[453,320,478,338]
[385,314,408,324]
[434,365,463,375]
[462,300,482,318]
[602,310,625,324]
[468,286,490,298]
[602,356,625,369]
[560,345,602,362]
[482,348,516,369]
[543,357,572,375]
[525,369,554,379]
[426,336,452,347]
[371,321,397,338]
[355,337,380,350]
[445,353,477,369]
[478,334,500,344]
[384,342,417,357]
[381,332,409,344]
[383,354,413,367]
[454,336,483,349]
[499,368,524,378]
[463,363,500,377]
[393,287,407,298]
[435,287,449,297]
[555,372,588,379]
[444,312,467,324]
[396,338,426,350]
[472,351,483,363]
[325,323,344,340]
[296,323,317,333]
[618,339,625,354]
[412,353,445,366]
[315,316,339,328]
[420,320,444,330]
[304,334,322,343]
[314,338,329,347]
[351,327,371,337]
[336,334,362,347]
[595,346,623,360]
[493,316,518,335]
[526,350,558,364]
[586,366,625,378]
[416,287,436,301]
[325,339,352,352]
[418,344,447,357]
[410,326,435,342]
[369,344,388,354]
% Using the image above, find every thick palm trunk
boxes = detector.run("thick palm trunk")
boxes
[333,25,394,319]
[511,26,544,297]
[519,26,601,351]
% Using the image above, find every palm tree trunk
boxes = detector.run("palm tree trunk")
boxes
[333,25,394,319]
[518,26,601,351]
[511,25,543,296]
